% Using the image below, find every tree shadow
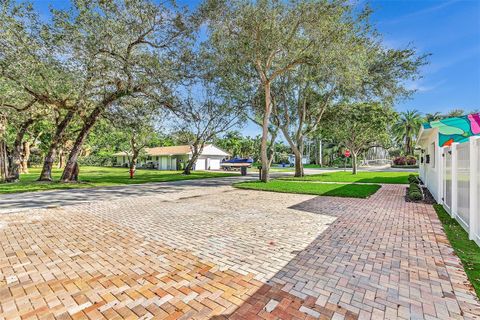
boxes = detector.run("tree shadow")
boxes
[210,187,476,319]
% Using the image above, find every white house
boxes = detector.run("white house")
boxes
[417,113,480,244]
[113,144,230,171]
[287,154,310,165]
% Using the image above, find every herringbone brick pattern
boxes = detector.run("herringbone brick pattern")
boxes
[1,184,479,319]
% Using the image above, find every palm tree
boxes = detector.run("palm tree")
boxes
[393,110,423,155]
[425,112,443,122]
[445,109,465,118]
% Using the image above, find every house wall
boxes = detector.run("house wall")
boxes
[420,134,480,246]
[201,145,229,157]
[418,129,441,201]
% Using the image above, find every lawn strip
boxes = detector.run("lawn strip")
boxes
[234,180,380,198]
[0,166,238,194]
[433,204,480,298]
[281,171,416,184]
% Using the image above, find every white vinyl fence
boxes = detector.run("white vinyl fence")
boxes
[440,136,480,245]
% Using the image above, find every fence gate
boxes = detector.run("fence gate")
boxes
[443,147,452,213]
[457,143,471,228]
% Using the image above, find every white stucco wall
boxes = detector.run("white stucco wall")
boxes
[418,128,442,202]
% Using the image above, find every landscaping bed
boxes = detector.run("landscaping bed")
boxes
[391,165,419,169]
[405,174,436,204]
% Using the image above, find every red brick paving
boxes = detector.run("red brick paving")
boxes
[1,184,479,319]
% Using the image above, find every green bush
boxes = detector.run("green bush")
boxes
[409,190,423,201]
[409,182,420,191]
[408,174,419,184]
[408,182,423,201]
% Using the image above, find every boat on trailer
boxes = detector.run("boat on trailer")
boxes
[220,158,253,171]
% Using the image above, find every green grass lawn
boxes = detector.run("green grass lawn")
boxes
[234,180,380,198]
[0,166,238,194]
[434,204,480,298]
[281,171,416,184]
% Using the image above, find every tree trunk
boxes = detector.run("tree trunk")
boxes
[260,82,272,182]
[57,148,65,169]
[20,141,30,174]
[129,136,140,178]
[39,109,75,181]
[0,115,8,182]
[61,106,102,182]
[184,143,204,175]
[279,125,304,177]
[405,126,411,155]
[352,152,358,175]
[129,153,139,178]
[267,129,277,168]
[9,118,35,181]
[293,148,304,177]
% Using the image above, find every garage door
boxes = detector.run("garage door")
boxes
[209,159,221,170]
[195,158,206,170]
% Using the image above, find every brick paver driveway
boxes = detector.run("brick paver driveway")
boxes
[1,182,479,319]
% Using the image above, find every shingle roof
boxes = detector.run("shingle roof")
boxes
[113,145,192,157]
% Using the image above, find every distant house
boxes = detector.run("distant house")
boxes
[113,144,230,171]
[287,154,310,165]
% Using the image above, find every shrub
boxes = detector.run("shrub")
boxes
[393,156,406,165]
[409,182,421,191]
[409,190,423,201]
[408,174,419,184]
[408,182,423,201]
[406,156,417,165]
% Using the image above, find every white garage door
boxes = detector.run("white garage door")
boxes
[209,159,221,170]
[195,158,206,170]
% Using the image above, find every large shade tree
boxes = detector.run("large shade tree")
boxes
[274,41,426,176]
[175,95,244,174]
[200,0,355,181]
[108,98,164,176]
[55,0,191,182]
[201,0,427,181]
[322,103,397,174]
[0,1,83,181]
[0,0,192,182]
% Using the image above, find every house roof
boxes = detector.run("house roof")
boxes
[113,144,230,157]
[417,113,480,147]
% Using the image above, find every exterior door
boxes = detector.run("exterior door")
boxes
[161,157,168,170]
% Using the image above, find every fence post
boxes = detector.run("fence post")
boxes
[469,136,480,240]
[437,146,444,204]
[451,143,459,219]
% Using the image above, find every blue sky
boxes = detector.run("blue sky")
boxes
[31,0,480,136]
